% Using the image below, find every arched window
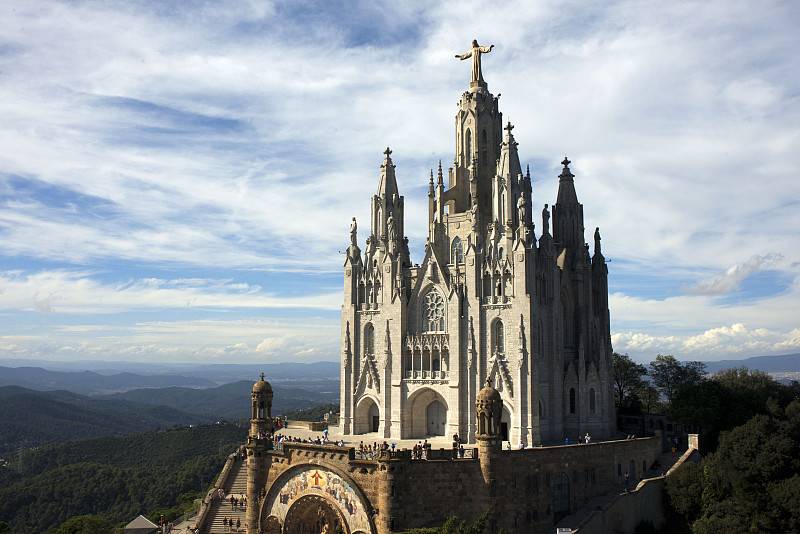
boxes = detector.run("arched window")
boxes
[498,247,504,261]
[422,290,445,332]
[451,237,463,265]
[466,129,472,163]
[364,324,374,355]
[589,388,596,414]
[481,129,487,164]
[569,388,576,414]
[493,320,504,355]
[539,399,544,418]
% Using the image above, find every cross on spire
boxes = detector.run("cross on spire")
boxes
[562,156,571,167]
[259,372,265,381]
[504,122,514,134]
[384,147,392,157]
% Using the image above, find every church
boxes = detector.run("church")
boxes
[339,40,616,445]
[239,44,674,534]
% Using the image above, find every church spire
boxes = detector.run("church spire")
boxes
[371,147,404,254]
[553,156,585,254]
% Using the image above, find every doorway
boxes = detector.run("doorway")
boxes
[369,403,379,433]
[426,400,446,436]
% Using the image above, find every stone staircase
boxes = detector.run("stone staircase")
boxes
[555,447,690,530]
[201,458,248,534]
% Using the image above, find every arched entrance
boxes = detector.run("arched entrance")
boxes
[263,465,374,534]
[284,494,346,534]
[426,400,446,436]
[553,472,570,522]
[404,388,448,438]
[354,397,380,435]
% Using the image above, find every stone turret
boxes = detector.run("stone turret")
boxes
[250,373,274,438]
[476,379,502,484]
[246,374,273,534]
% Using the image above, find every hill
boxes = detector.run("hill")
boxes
[0,423,247,533]
[98,380,339,421]
[702,353,800,374]
[0,360,341,388]
[0,386,215,454]
[0,365,216,395]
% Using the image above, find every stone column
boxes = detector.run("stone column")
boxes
[245,438,268,534]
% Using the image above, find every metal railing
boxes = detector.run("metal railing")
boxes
[354,447,476,461]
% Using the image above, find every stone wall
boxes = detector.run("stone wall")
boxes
[251,436,661,534]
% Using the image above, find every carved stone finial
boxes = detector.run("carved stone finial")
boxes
[561,156,571,167]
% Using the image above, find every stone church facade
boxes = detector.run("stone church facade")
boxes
[340,46,616,446]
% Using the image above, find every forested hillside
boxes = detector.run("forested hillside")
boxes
[0,387,215,454]
[0,422,247,533]
[98,380,339,421]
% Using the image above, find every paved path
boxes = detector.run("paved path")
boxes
[273,422,619,451]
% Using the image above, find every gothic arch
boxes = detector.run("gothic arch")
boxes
[363,323,374,356]
[491,318,504,355]
[451,237,463,265]
[553,472,571,522]
[404,388,449,439]
[354,395,381,434]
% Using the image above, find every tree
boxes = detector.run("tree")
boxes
[612,353,648,412]
[666,402,800,533]
[648,354,706,406]
[637,384,666,415]
[672,366,791,451]
[48,514,113,534]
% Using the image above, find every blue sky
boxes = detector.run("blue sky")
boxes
[1,0,799,365]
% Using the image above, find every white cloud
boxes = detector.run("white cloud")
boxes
[684,253,784,296]
[0,270,340,314]
[613,323,800,363]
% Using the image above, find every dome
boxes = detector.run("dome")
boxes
[477,380,500,404]
[253,376,273,394]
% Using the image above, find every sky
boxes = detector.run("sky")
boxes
[1,0,799,366]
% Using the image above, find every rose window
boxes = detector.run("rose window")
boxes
[423,290,445,332]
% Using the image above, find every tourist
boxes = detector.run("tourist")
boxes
[236,518,241,533]
[223,517,228,532]
[518,441,525,449]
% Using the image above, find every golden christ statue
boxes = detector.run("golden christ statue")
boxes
[455,39,494,84]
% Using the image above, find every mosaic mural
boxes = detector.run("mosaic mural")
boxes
[265,466,372,534]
